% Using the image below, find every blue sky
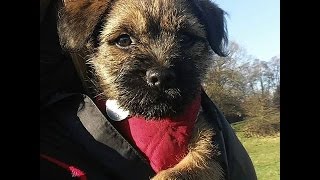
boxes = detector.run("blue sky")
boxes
[214,0,280,61]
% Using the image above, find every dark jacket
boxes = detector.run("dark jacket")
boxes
[40,92,257,180]
[40,1,257,179]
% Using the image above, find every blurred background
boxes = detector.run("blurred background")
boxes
[204,1,280,180]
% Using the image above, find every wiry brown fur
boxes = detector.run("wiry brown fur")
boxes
[92,0,211,105]
[58,0,112,50]
[57,0,228,179]
[152,114,224,180]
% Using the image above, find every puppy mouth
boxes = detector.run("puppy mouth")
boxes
[114,69,200,119]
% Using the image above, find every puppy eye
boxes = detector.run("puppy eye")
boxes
[180,34,195,47]
[115,34,133,48]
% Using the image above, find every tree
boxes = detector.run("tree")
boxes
[203,41,249,123]
[203,41,280,129]
[273,84,280,110]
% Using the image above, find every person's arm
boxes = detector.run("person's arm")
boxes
[201,91,257,180]
[217,109,258,180]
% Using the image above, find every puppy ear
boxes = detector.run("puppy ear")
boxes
[57,0,112,50]
[192,0,228,57]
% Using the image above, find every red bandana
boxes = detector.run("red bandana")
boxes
[95,94,201,172]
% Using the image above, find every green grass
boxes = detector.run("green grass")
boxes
[232,123,280,180]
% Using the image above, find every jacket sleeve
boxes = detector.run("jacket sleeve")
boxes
[201,90,257,180]
[216,107,257,180]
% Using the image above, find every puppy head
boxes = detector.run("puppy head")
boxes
[58,0,228,119]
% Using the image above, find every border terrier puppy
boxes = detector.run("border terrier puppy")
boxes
[58,0,228,179]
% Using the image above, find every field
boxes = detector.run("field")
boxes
[232,123,280,180]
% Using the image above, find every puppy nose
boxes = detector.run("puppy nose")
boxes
[146,68,176,88]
